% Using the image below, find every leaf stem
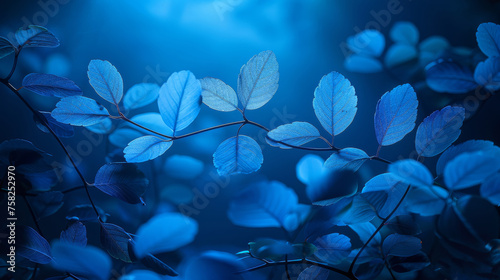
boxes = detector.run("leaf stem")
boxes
[3,47,21,81]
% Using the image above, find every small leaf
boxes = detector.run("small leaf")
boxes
[382,234,421,257]
[384,44,418,68]
[213,135,263,176]
[18,225,52,264]
[88,60,124,105]
[35,112,74,138]
[163,155,204,180]
[124,136,172,163]
[415,106,465,157]
[313,72,357,136]
[22,73,82,97]
[86,118,113,134]
[31,191,64,219]
[52,96,110,126]
[374,84,418,146]
[437,140,500,175]
[444,151,500,190]
[476,22,500,58]
[480,173,500,206]
[418,36,450,66]
[248,239,294,260]
[390,22,419,45]
[314,233,351,264]
[344,54,383,73]
[109,128,144,148]
[347,30,385,57]
[0,37,15,59]
[123,83,160,110]
[94,163,149,204]
[324,148,369,171]
[60,221,87,246]
[349,222,381,244]
[128,112,173,136]
[474,57,500,92]
[266,121,320,149]
[237,50,279,110]
[404,186,448,216]
[200,77,238,112]
[298,266,329,280]
[15,25,59,48]
[100,223,132,262]
[385,215,421,236]
[426,60,478,94]
[389,159,433,188]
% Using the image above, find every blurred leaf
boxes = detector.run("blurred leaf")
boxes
[324,148,369,172]
[124,83,160,110]
[476,22,500,58]
[426,60,477,93]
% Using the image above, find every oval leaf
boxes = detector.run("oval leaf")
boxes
[480,173,500,206]
[347,30,385,57]
[200,77,238,112]
[384,44,418,68]
[324,148,369,171]
[314,233,352,264]
[88,60,124,105]
[267,121,320,149]
[124,136,172,163]
[213,135,263,176]
[476,22,500,58]
[18,225,52,264]
[474,57,500,92]
[15,25,59,48]
[426,60,477,94]
[94,163,149,204]
[60,221,87,247]
[444,151,500,190]
[390,22,419,45]
[100,223,132,262]
[52,96,110,126]
[382,234,421,257]
[344,54,383,73]
[23,73,82,97]
[389,159,433,188]
[123,83,160,110]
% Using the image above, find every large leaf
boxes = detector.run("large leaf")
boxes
[480,173,500,206]
[426,60,477,94]
[237,50,279,110]
[123,83,160,110]
[0,37,15,59]
[415,106,465,157]
[313,233,351,264]
[60,221,87,247]
[474,57,500,92]
[476,22,500,58]
[374,84,418,146]
[266,122,320,149]
[436,140,500,175]
[313,71,357,136]
[361,173,408,218]
[22,73,82,98]
[404,186,448,216]
[324,148,369,171]
[444,151,500,190]
[158,70,202,133]
[382,234,421,257]
[88,60,124,105]
[389,159,433,188]
[124,136,172,163]
[18,225,52,264]
[100,223,132,262]
[15,25,59,48]
[347,30,385,57]
[200,77,238,112]
[133,212,198,258]
[94,163,149,204]
[52,96,110,126]
[213,135,263,176]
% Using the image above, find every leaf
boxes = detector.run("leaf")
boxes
[15,25,59,48]
[384,44,418,68]
[0,36,15,59]
[313,233,351,264]
[18,225,52,264]
[200,77,238,112]
[52,96,110,126]
[133,212,198,258]
[474,57,500,92]
[426,60,478,94]
[88,60,124,105]
[389,159,433,187]
[385,215,421,236]
[128,112,173,136]
[86,118,112,134]
[266,122,320,149]
[94,163,149,204]
[66,204,108,222]
[415,106,465,157]
[35,112,74,138]
[344,54,383,73]
[404,186,448,216]
[184,251,244,280]
[296,154,324,185]
[31,191,64,219]
[349,222,381,244]
[248,239,295,260]
[444,151,500,190]
[213,135,263,176]
[382,234,421,257]
[139,253,178,276]
[163,155,204,180]
[390,22,419,45]
[354,258,384,280]
[306,169,358,206]
[419,36,450,66]
[374,84,418,146]
[123,83,160,110]
[158,70,202,133]
[388,252,430,273]
[313,71,357,136]
[298,266,329,280]
[120,270,163,280]
[324,148,369,171]
[109,128,144,148]
[480,173,500,206]
[347,30,385,57]
[100,223,132,262]
[124,136,172,163]
[237,50,279,110]
[437,140,500,175]
[361,173,408,218]
[60,221,87,246]
[22,73,82,97]
[51,241,111,280]
[476,22,500,58]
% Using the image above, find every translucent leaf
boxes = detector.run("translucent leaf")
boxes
[18,225,52,264]
[389,159,433,187]
[347,30,385,57]
[324,148,369,171]
[200,77,238,112]
[86,118,112,134]
[123,83,160,110]
[100,223,132,262]
[296,154,324,185]
[124,136,172,163]
[349,222,381,244]
[404,186,448,216]
[52,96,110,126]
[15,25,59,48]
[480,173,500,206]
[474,57,500,92]
[298,266,329,280]
[237,50,279,110]
[390,22,419,45]
[213,135,263,176]
[313,233,351,264]
[60,221,87,247]
[158,70,202,133]
[344,54,383,73]
[129,112,173,136]
[476,22,500,58]
[88,60,124,105]
[384,44,418,68]
[415,106,465,157]
[361,173,408,218]
[382,234,421,257]
[426,60,477,94]
[94,163,149,204]
[119,270,162,280]
[266,121,320,149]
[163,155,204,180]
[0,36,15,59]
[313,72,357,136]
[437,140,500,175]
[444,151,500,190]
[374,84,418,146]
[109,128,143,148]
[22,73,82,97]
[31,191,64,219]
[134,212,198,258]
[184,251,243,280]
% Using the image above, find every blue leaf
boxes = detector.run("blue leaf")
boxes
[313,72,357,136]
[94,163,149,204]
[120,270,163,280]
[444,151,500,190]
[384,44,418,68]
[344,54,383,73]
[184,251,244,280]
[200,77,238,112]
[437,140,500,175]
[52,96,110,126]
[15,25,59,48]
[390,22,419,45]
[347,30,385,57]
[389,159,433,188]
[415,106,465,157]
[382,234,421,257]
[124,136,172,163]
[474,57,500,92]
[267,122,320,149]
[163,155,204,180]
[306,169,358,206]
[313,233,351,264]
[298,266,329,280]
[296,154,324,185]
[123,83,160,110]
[22,73,82,97]
[60,221,87,246]
[418,36,450,66]
[361,173,408,218]
[88,60,124,105]
[385,215,421,236]
[128,112,173,136]
[36,112,74,138]
[476,22,500,58]
[109,128,144,148]
[404,186,448,216]
[388,252,430,273]
[18,225,52,264]
[66,204,108,222]
[324,148,369,171]
[158,70,202,133]
[0,36,15,59]
[133,212,198,258]
[374,84,418,146]
[426,60,478,94]
[86,118,113,134]
[321,195,377,226]
[100,223,132,262]
[213,135,263,176]
[237,50,279,110]
[349,222,381,244]
[138,253,178,276]
[354,258,384,280]
[228,181,301,231]
[51,241,111,280]
[480,173,500,206]
[248,238,295,260]
[32,191,64,219]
